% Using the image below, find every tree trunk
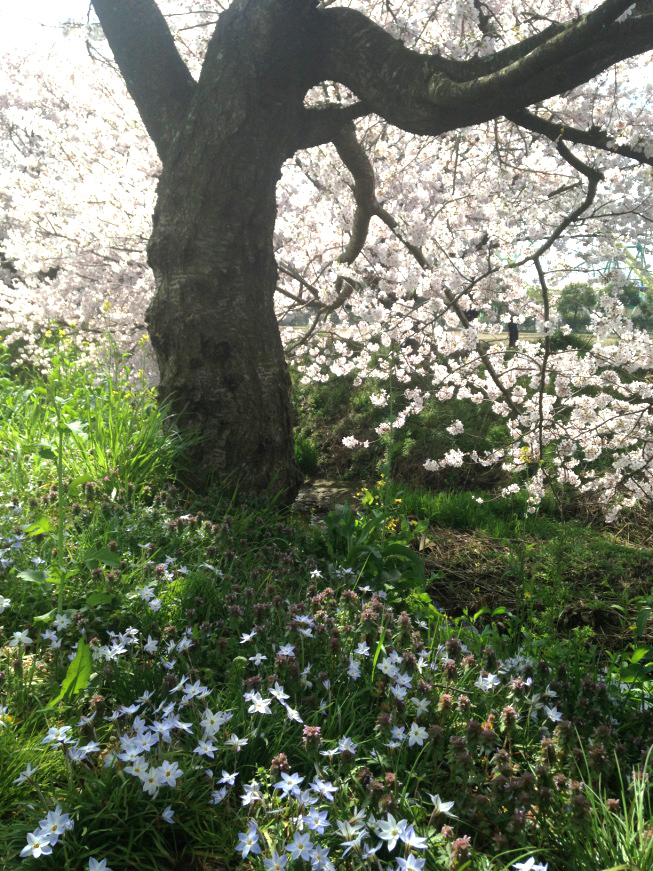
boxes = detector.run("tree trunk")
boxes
[145,0,316,500]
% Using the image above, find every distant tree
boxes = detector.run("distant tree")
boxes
[556,282,598,331]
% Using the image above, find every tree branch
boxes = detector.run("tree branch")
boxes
[317,3,653,136]
[90,0,196,160]
[293,103,369,151]
[332,124,376,263]
[506,108,653,168]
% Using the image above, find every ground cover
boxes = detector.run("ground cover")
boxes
[0,350,652,871]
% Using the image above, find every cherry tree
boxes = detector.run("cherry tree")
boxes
[1,1,653,509]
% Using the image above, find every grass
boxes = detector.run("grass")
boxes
[0,345,651,871]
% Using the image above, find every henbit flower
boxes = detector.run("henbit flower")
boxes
[19,831,53,859]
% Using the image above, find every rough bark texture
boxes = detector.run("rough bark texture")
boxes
[145,0,321,498]
[89,0,653,499]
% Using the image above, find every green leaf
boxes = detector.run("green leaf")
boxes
[86,592,114,608]
[68,474,96,493]
[16,568,48,584]
[492,606,508,616]
[65,420,87,436]
[24,516,53,537]
[47,638,92,707]
[630,646,651,665]
[635,607,652,639]
[38,444,57,461]
[81,546,121,568]
[33,609,56,623]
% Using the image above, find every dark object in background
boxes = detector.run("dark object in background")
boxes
[507,321,519,347]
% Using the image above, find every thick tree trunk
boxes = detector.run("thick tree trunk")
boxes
[145,0,317,499]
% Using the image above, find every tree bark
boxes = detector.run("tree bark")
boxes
[145,0,320,499]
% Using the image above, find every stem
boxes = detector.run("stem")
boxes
[56,414,66,615]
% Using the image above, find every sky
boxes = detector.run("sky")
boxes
[0,0,91,44]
